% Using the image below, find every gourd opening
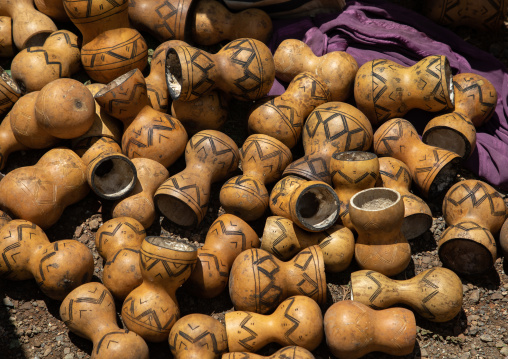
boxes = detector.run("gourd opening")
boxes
[95,69,138,98]
[155,195,198,227]
[166,49,183,100]
[332,151,376,162]
[91,156,137,200]
[295,184,339,231]
[351,187,400,211]
[145,236,196,252]
[423,127,468,159]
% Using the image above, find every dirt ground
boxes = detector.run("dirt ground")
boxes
[1,2,508,359]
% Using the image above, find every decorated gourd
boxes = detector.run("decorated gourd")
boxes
[349,188,411,276]
[439,179,507,275]
[186,214,259,298]
[154,130,239,227]
[229,246,326,313]
[220,134,292,221]
[324,300,416,359]
[283,102,373,184]
[95,217,146,300]
[273,39,358,102]
[0,220,93,300]
[225,296,323,352]
[355,55,454,126]
[351,267,463,322]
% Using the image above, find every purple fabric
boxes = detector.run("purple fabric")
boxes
[268,0,508,190]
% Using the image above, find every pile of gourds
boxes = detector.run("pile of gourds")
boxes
[0,0,507,358]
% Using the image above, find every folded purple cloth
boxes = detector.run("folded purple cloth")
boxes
[268,0,508,190]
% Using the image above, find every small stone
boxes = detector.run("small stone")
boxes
[55,335,63,342]
[492,292,504,300]
[89,219,100,230]
[64,348,70,354]
[43,347,51,357]
[458,353,470,359]
[470,290,480,303]
[501,347,508,356]
[469,315,480,321]
[74,225,83,238]
[64,355,74,359]
[420,348,428,357]
[469,327,479,335]
[422,256,431,264]
[463,285,469,293]
[496,340,506,347]
[2,298,14,307]
[481,334,493,342]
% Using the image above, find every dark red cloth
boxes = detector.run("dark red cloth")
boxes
[269,0,508,190]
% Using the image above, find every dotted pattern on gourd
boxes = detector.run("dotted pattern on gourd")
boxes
[265,217,290,259]
[122,114,181,158]
[168,324,226,356]
[370,57,450,123]
[81,32,147,75]
[237,312,258,351]
[374,119,458,191]
[139,0,185,40]
[240,135,292,176]
[280,296,305,345]
[95,220,146,253]
[0,221,39,279]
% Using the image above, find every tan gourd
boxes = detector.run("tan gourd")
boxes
[34,0,69,22]
[0,220,93,300]
[261,216,354,273]
[248,72,331,148]
[95,217,146,300]
[186,214,260,298]
[0,66,23,117]
[0,16,14,57]
[423,0,508,31]
[0,148,89,229]
[112,158,169,229]
[283,102,373,184]
[146,40,187,112]
[220,134,292,221]
[94,69,150,128]
[349,188,411,277]
[500,218,508,256]
[324,300,416,359]
[11,30,81,93]
[269,176,340,232]
[377,157,432,240]
[60,282,149,359]
[62,0,129,45]
[121,105,187,168]
[9,91,60,149]
[229,246,326,314]
[72,83,137,201]
[35,78,95,139]
[63,0,148,83]
[166,38,274,102]
[439,179,507,275]
[122,236,197,342]
[0,113,29,170]
[169,314,228,359]
[373,118,461,198]
[226,296,323,352]
[273,39,358,102]
[330,151,379,230]
[0,0,57,49]
[423,73,497,159]
[127,0,192,42]
[355,55,455,126]
[155,130,240,227]
[222,346,316,359]
[351,267,463,322]
[192,0,272,45]
[171,90,229,135]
